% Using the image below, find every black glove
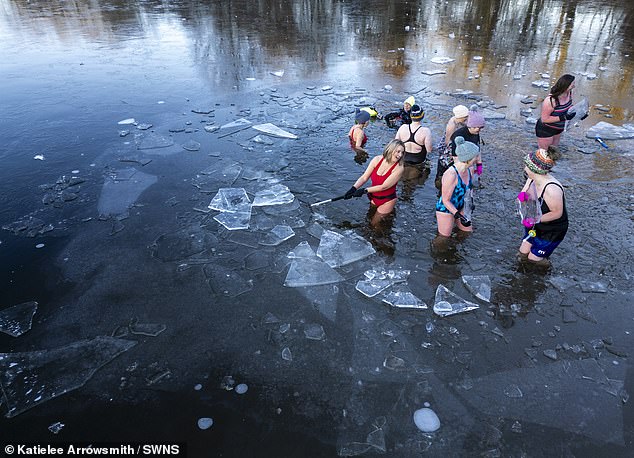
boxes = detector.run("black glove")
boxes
[580,112,589,121]
[353,187,368,198]
[344,186,356,200]
[565,111,576,120]
[454,212,472,227]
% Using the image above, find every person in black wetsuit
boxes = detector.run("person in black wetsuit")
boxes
[517,146,568,266]
[435,108,485,189]
[395,104,432,168]
[384,96,415,128]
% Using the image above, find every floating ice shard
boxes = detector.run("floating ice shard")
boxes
[531,80,550,88]
[220,118,251,129]
[48,421,64,434]
[197,418,213,430]
[260,225,295,246]
[208,188,251,212]
[284,258,344,287]
[504,384,524,398]
[0,301,38,337]
[235,383,248,394]
[212,205,250,230]
[382,288,427,309]
[0,337,136,418]
[304,323,326,341]
[413,406,441,432]
[461,275,491,302]
[473,56,483,61]
[252,123,298,139]
[433,284,480,316]
[118,118,135,125]
[129,322,166,337]
[579,281,608,293]
[422,69,447,76]
[481,108,506,120]
[586,122,634,140]
[287,241,316,259]
[356,279,393,297]
[252,184,294,207]
[136,132,174,150]
[281,347,292,361]
[271,70,285,77]
[204,264,253,297]
[97,169,158,217]
[431,57,455,64]
[316,230,375,268]
[182,140,201,151]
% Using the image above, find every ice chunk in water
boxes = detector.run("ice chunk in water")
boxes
[204,265,253,297]
[382,288,427,309]
[197,418,213,430]
[0,337,136,418]
[579,281,608,293]
[214,212,251,230]
[431,57,455,64]
[259,225,295,246]
[586,122,634,140]
[182,140,201,151]
[422,69,447,76]
[531,80,549,88]
[304,323,326,340]
[284,258,344,287]
[413,407,441,432]
[252,123,298,139]
[316,230,375,268]
[208,188,251,212]
[136,132,175,150]
[252,184,295,207]
[461,275,491,302]
[433,284,480,316]
[98,169,158,217]
[0,301,38,337]
[355,279,394,297]
[287,241,316,259]
[220,118,251,129]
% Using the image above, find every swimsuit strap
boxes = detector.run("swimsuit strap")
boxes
[539,182,564,199]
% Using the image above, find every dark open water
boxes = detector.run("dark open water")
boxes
[1,1,633,456]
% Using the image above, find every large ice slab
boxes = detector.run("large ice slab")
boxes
[284,258,344,287]
[0,337,136,418]
[287,241,316,259]
[252,184,295,207]
[586,122,634,140]
[316,230,375,268]
[355,269,410,298]
[461,275,491,302]
[252,123,298,139]
[208,188,253,230]
[433,284,479,316]
[0,301,38,337]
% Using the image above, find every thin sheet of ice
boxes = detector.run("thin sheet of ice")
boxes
[136,132,175,150]
[433,284,480,317]
[214,210,251,231]
[208,188,251,212]
[260,225,295,246]
[481,108,506,120]
[97,169,158,217]
[252,184,295,207]
[316,230,375,268]
[422,69,447,75]
[0,301,38,337]
[220,118,251,129]
[0,337,136,418]
[586,122,634,140]
[431,57,455,64]
[204,265,253,297]
[252,123,298,139]
[287,241,317,259]
[461,275,491,302]
[284,258,344,287]
[356,279,394,298]
[382,290,427,309]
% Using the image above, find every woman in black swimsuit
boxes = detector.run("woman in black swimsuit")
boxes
[395,104,432,167]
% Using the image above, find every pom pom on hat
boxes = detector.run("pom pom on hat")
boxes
[410,104,424,119]
[454,136,480,163]
[404,96,415,107]
[452,105,469,118]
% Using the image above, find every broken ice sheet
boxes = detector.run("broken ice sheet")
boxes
[205,264,253,297]
[97,169,158,217]
[579,281,608,293]
[136,132,175,150]
[316,230,375,268]
[287,241,316,259]
[259,225,295,246]
[422,69,447,76]
[356,278,393,298]
[304,323,326,341]
[214,210,251,231]
[381,287,427,309]
[461,275,491,302]
[0,336,136,418]
[433,284,479,317]
[284,258,344,287]
[129,321,166,337]
[0,301,38,337]
[208,188,251,212]
[182,140,201,151]
[252,123,298,139]
[586,122,634,140]
[220,118,251,129]
[252,184,295,207]
[150,227,216,262]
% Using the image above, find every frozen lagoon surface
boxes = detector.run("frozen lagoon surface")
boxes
[1,0,634,456]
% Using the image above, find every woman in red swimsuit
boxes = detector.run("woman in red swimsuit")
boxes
[344,140,405,223]
[348,110,371,156]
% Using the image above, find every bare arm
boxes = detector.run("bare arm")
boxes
[445,120,456,142]
[540,97,561,124]
[539,185,564,222]
[367,165,404,194]
[440,169,459,214]
[520,178,532,193]
[353,128,367,153]
[422,127,433,154]
[352,156,380,189]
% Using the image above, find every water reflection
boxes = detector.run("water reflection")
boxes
[1,0,633,120]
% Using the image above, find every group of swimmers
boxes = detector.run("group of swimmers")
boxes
[345,74,576,266]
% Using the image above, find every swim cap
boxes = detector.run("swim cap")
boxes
[355,110,371,124]
[452,105,469,118]
[404,96,415,107]
[454,136,480,163]
[410,104,424,120]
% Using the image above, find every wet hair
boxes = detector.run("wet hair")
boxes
[550,74,575,104]
[383,139,405,164]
